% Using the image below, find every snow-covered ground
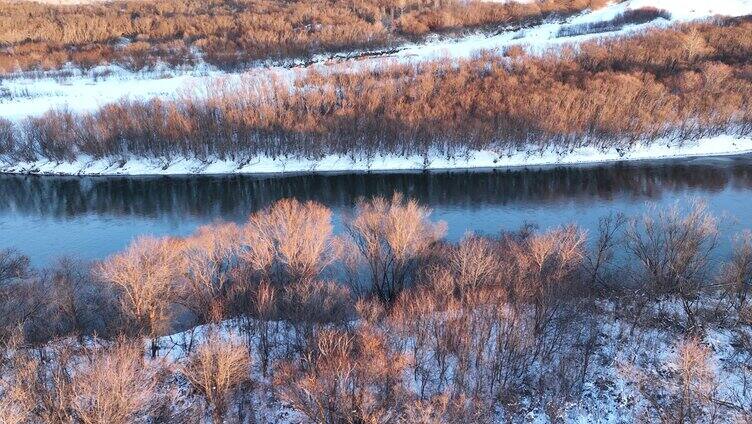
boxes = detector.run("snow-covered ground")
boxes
[1,0,751,176]
[151,298,752,423]
[2,135,751,176]
[3,0,751,122]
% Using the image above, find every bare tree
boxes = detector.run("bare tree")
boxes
[178,334,252,423]
[47,257,112,341]
[0,248,29,283]
[280,279,355,355]
[242,199,339,285]
[251,280,278,377]
[345,193,446,305]
[95,236,184,357]
[445,234,500,298]
[180,223,241,323]
[583,213,627,291]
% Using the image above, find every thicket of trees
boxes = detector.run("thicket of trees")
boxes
[2,195,752,422]
[0,0,607,73]
[2,16,751,166]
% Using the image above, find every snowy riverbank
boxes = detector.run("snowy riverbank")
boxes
[2,135,750,176]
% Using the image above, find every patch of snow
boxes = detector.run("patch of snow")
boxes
[630,0,752,21]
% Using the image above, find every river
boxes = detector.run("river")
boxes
[2,155,752,266]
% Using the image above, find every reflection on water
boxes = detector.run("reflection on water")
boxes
[2,155,752,265]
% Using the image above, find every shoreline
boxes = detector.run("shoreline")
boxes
[2,135,750,178]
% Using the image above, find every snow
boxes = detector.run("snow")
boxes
[3,0,751,122]
[146,297,752,423]
[1,0,752,175]
[2,134,751,176]
[628,0,752,21]
[0,63,223,122]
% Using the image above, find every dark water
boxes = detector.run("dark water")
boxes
[2,155,752,266]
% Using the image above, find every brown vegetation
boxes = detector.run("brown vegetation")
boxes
[345,193,446,304]
[3,196,752,421]
[0,339,172,424]
[625,202,718,329]
[275,326,408,423]
[178,334,252,422]
[242,198,339,284]
[95,236,185,356]
[2,16,751,165]
[69,341,165,424]
[0,0,607,73]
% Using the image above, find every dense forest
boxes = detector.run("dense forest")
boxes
[1,15,750,165]
[1,195,752,422]
[0,0,607,73]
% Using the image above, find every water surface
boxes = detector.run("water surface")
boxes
[2,155,752,266]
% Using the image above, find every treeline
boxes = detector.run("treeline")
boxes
[1,195,752,422]
[2,15,751,165]
[0,0,607,73]
[556,6,671,37]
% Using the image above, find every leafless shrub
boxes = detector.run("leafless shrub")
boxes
[401,394,493,424]
[346,193,446,305]
[0,333,36,424]
[720,232,752,323]
[281,279,354,326]
[0,248,29,283]
[622,336,719,423]
[503,225,586,336]
[3,16,752,166]
[626,202,718,329]
[557,7,671,37]
[0,0,603,73]
[0,118,19,161]
[280,279,355,356]
[275,326,408,424]
[70,341,166,424]
[0,249,48,343]
[674,337,717,423]
[46,257,118,340]
[0,337,168,424]
[442,234,500,300]
[1,339,79,424]
[178,334,252,423]
[249,280,278,377]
